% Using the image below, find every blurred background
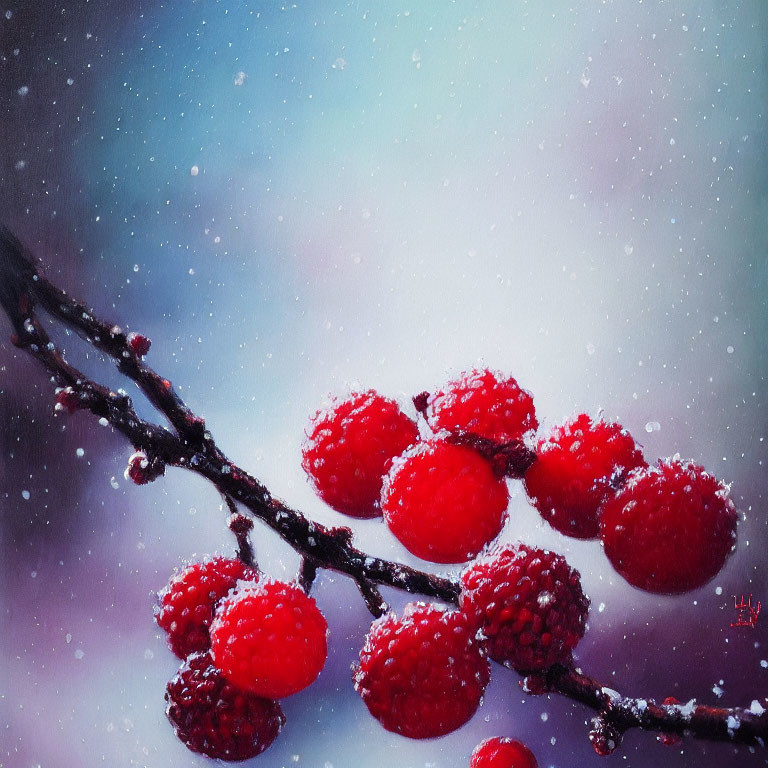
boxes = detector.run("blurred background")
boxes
[1,1,766,766]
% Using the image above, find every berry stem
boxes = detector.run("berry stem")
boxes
[1,226,766,752]
[298,556,319,594]
[224,497,256,568]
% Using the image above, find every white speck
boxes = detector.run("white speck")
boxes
[66,77,74,86]
[144,649,154,660]
[66,633,72,644]
[645,421,661,433]
[598,602,606,613]
[540,712,548,722]
[98,417,109,427]
[14,160,26,171]
[332,57,346,70]
[21,490,30,500]
[624,244,634,255]
[76,448,85,458]
[411,49,421,69]
[712,684,724,698]
[726,715,740,730]
[727,345,734,354]
[233,70,247,86]
[716,586,723,595]
[669,138,676,145]
[537,591,555,608]
[214,235,221,244]
[110,476,120,490]
[74,649,85,660]
[678,699,697,719]
[550,736,556,746]
[133,264,139,272]
[5,10,12,18]
[586,343,596,355]
[579,71,590,88]
[749,700,765,715]
[17,85,29,96]
[760,660,767,668]
[30,570,37,578]
[190,165,199,176]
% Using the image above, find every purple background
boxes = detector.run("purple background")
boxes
[1,2,766,766]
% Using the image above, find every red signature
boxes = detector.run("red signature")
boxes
[730,595,761,628]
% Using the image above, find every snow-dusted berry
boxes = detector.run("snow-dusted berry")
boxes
[128,331,151,357]
[156,556,259,659]
[302,390,419,518]
[424,369,537,443]
[460,543,589,671]
[600,458,737,593]
[381,440,509,563]
[524,413,646,539]
[353,603,490,739]
[470,737,539,768]
[210,579,328,698]
[166,651,284,761]
[54,386,81,414]
[125,450,164,484]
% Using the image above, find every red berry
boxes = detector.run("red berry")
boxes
[425,369,537,444]
[210,579,328,698]
[54,386,81,414]
[600,458,737,593]
[302,390,419,518]
[460,543,589,671]
[128,331,151,357]
[165,651,284,761]
[381,440,509,563]
[524,414,647,539]
[156,556,259,659]
[125,450,164,485]
[470,737,539,768]
[353,603,490,739]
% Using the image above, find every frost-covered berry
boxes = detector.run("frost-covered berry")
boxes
[600,458,737,593]
[128,331,151,357]
[210,579,328,698]
[54,386,81,414]
[125,450,164,485]
[524,413,647,539]
[155,556,259,659]
[353,603,490,739]
[470,737,539,768]
[460,543,589,671]
[165,651,284,761]
[302,390,419,518]
[381,440,509,563]
[425,369,537,444]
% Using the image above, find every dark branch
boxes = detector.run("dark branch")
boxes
[1,226,766,753]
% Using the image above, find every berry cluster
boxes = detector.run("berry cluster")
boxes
[156,557,327,760]
[303,369,736,594]
[152,366,737,761]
